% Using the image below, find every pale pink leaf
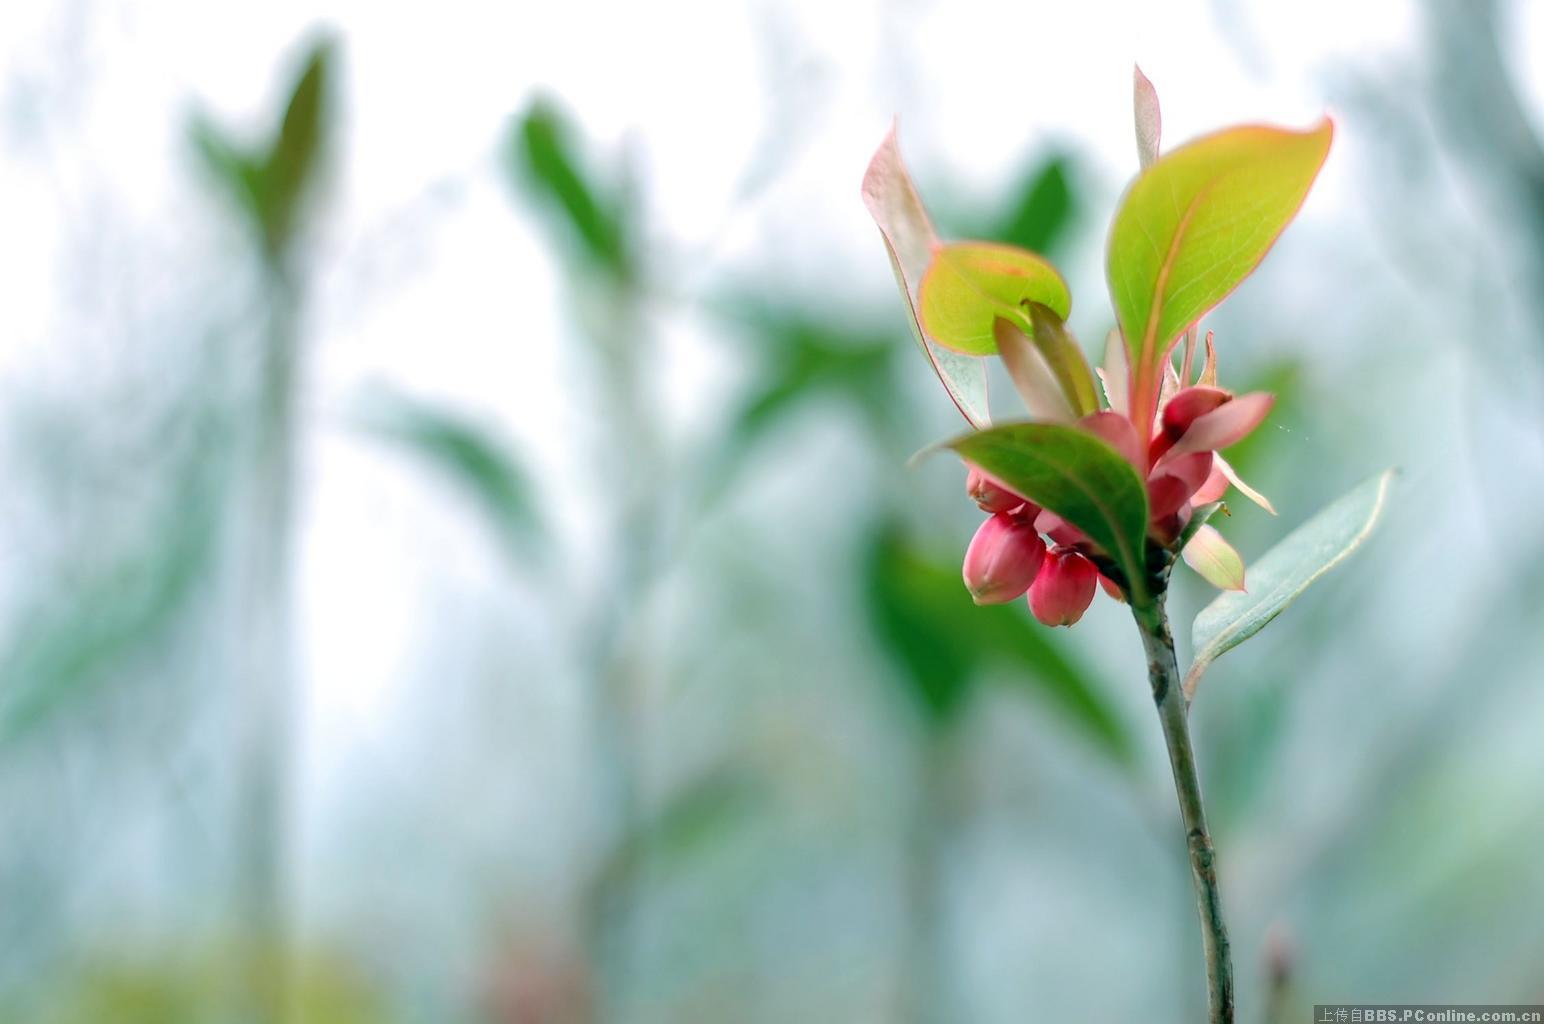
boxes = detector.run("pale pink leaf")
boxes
[1215,452,1277,515]
[1182,524,1247,591]
[1097,328,1129,416]
[1191,464,1229,505]
[862,126,991,428]
[1198,330,1218,387]
[995,318,1076,422]
[1134,65,1162,170]
[1170,391,1274,457]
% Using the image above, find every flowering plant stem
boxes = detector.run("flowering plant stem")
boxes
[1133,596,1234,1024]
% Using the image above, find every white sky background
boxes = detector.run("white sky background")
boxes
[6,0,1544,966]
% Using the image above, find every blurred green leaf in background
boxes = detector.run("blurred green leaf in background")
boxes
[507,96,636,283]
[864,523,1132,766]
[190,36,337,269]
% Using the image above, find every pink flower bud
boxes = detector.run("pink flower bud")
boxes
[962,513,1046,605]
[1029,548,1098,627]
[966,464,1030,515]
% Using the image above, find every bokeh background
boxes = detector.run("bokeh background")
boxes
[3,0,1543,1020]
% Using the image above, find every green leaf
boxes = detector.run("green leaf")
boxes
[733,324,895,432]
[918,242,1071,355]
[704,310,896,502]
[359,390,542,567]
[509,96,632,280]
[991,154,1078,255]
[189,114,265,223]
[862,128,991,427]
[1107,119,1332,431]
[0,408,227,744]
[863,525,1132,763]
[968,595,1133,766]
[947,423,1151,602]
[260,37,335,259]
[864,525,979,724]
[187,37,335,264]
[1184,469,1396,702]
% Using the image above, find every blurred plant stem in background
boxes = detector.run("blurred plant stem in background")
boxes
[903,725,960,1024]
[508,96,656,1018]
[191,36,335,1021]
[230,259,301,1024]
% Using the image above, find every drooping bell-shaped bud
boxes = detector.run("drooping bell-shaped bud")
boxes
[962,513,1046,605]
[1029,548,1098,627]
[966,464,1030,515]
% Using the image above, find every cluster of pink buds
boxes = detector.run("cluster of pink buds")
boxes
[959,323,1276,624]
[962,467,1100,625]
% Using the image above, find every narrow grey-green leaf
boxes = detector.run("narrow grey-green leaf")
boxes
[359,390,543,567]
[948,423,1150,602]
[1184,469,1395,702]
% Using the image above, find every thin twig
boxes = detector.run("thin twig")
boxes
[1134,598,1234,1024]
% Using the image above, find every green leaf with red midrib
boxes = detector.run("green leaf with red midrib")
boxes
[1107,120,1333,441]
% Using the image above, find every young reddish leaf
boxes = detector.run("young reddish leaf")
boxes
[947,423,1151,603]
[995,319,1076,422]
[1107,119,1333,439]
[919,242,1071,355]
[1162,386,1233,438]
[1024,303,1099,417]
[1149,451,1214,519]
[1191,463,1229,506]
[1169,391,1275,457]
[862,127,992,427]
[1133,65,1162,169]
[1182,524,1247,591]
